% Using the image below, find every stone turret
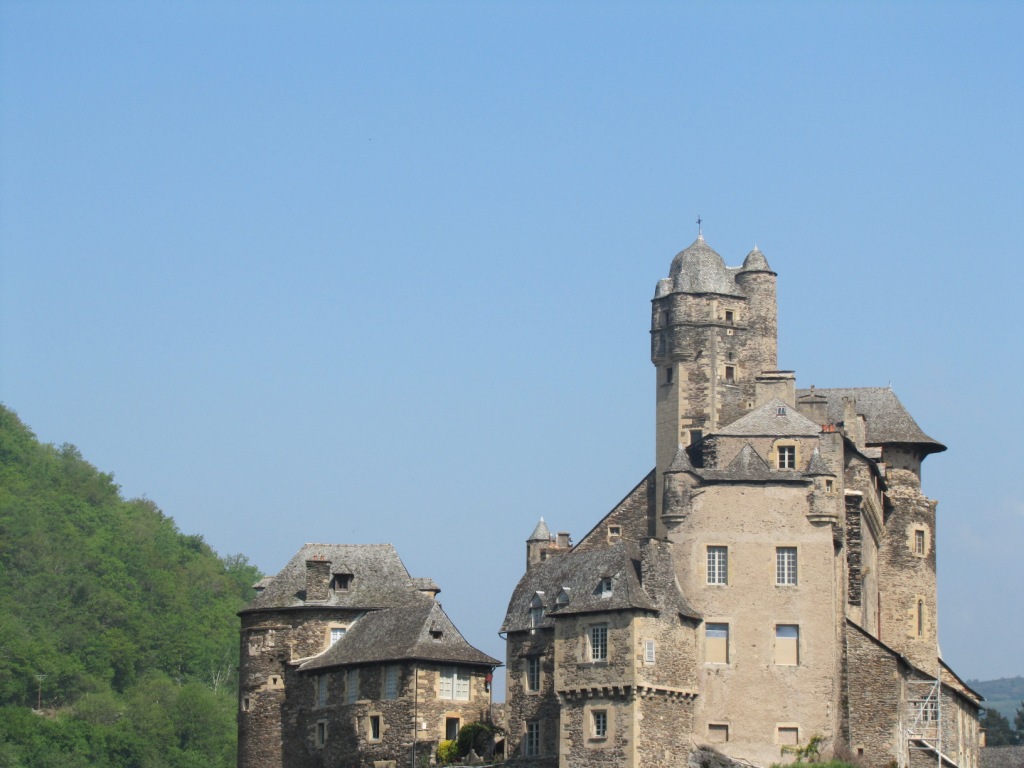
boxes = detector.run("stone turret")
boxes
[651,234,779,533]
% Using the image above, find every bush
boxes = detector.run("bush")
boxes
[456,721,501,758]
[436,739,459,765]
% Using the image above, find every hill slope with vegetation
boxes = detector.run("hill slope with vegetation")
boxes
[0,405,260,767]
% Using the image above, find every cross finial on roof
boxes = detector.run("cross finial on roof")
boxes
[696,214,703,238]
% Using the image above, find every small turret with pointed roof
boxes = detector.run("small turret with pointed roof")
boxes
[525,517,560,570]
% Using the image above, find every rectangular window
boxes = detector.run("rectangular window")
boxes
[707,546,728,585]
[330,627,347,645]
[346,669,358,703]
[592,709,608,738]
[776,547,798,585]
[332,573,352,592]
[316,720,327,747]
[446,717,461,741]
[530,597,544,628]
[915,529,925,555]
[599,577,613,596]
[778,726,799,746]
[440,668,470,701]
[706,623,729,664]
[913,699,938,723]
[708,724,729,743]
[775,625,800,665]
[316,674,328,708]
[589,625,608,662]
[665,366,674,385]
[526,656,541,692]
[725,365,735,383]
[525,721,541,757]
[644,639,656,664]
[369,715,381,741]
[777,445,796,469]
[384,665,398,700]
[724,310,734,325]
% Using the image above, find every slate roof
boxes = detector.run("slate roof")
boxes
[299,599,499,671]
[739,246,774,273]
[241,543,424,613]
[501,539,697,633]
[528,518,552,542]
[700,442,811,484]
[805,447,834,476]
[713,398,822,437]
[796,387,945,454]
[663,236,745,297]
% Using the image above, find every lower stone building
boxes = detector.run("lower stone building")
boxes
[500,233,982,768]
[238,543,499,768]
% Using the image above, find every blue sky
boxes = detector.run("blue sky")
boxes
[2,1,1022,693]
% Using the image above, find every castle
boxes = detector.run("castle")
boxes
[237,544,499,768]
[500,234,982,767]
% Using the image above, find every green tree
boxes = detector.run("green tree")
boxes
[1015,700,1024,744]
[982,707,1016,746]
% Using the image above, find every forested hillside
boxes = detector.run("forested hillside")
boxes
[0,405,260,767]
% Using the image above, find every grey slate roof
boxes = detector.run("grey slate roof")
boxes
[528,518,552,542]
[796,387,945,454]
[804,447,834,476]
[666,236,745,297]
[501,539,697,633]
[739,246,773,273]
[699,442,809,484]
[241,543,423,613]
[666,445,697,473]
[299,599,499,671]
[713,398,821,437]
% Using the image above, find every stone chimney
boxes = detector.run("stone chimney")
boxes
[796,385,829,426]
[841,397,867,451]
[305,555,331,602]
[556,532,571,549]
[754,371,796,408]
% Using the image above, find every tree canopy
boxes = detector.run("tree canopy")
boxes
[0,405,260,766]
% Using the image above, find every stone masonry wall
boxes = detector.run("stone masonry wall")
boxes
[844,624,901,768]
[504,631,560,767]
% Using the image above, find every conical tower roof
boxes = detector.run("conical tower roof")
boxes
[528,517,552,542]
[668,235,743,296]
[739,245,774,274]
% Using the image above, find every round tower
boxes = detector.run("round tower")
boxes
[651,235,779,531]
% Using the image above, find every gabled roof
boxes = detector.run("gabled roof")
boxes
[713,398,821,438]
[666,445,697,474]
[501,539,697,633]
[796,387,945,454]
[299,600,499,671]
[241,543,423,613]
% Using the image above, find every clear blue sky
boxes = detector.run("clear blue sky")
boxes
[2,1,1021,694]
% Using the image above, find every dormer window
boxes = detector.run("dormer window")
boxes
[332,573,352,592]
[776,406,787,417]
[599,577,613,597]
[556,589,571,607]
[530,595,544,627]
[430,628,444,641]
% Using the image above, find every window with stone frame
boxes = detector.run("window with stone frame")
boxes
[588,625,608,662]
[524,721,541,757]
[776,547,798,585]
[316,720,327,747]
[777,444,796,469]
[384,665,399,700]
[591,709,608,739]
[778,726,799,746]
[440,667,470,701]
[368,714,382,741]
[346,669,358,704]
[526,656,541,692]
[329,626,347,645]
[644,639,656,665]
[707,546,728,585]
[775,625,800,665]
[316,674,328,708]
[914,529,926,555]
[708,724,729,743]
[705,623,729,664]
